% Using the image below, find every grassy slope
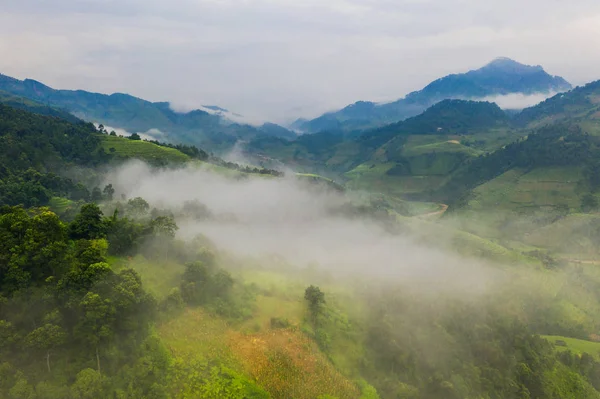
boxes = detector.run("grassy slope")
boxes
[106,253,363,398]
[344,135,481,198]
[468,166,585,211]
[543,335,600,360]
[48,197,74,215]
[100,135,191,163]
[156,271,363,399]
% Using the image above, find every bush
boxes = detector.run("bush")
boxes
[270,317,291,329]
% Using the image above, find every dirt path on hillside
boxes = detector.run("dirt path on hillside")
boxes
[417,204,449,218]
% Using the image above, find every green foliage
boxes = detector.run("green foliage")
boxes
[69,203,107,240]
[71,368,107,399]
[180,261,238,317]
[304,285,326,319]
[440,124,598,206]
[0,104,108,207]
[357,380,381,399]
[200,366,270,399]
[270,317,291,329]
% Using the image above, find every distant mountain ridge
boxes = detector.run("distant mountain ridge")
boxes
[0,73,296,152]
[297,58,572,134]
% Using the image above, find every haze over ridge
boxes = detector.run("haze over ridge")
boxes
[1,0,600,122]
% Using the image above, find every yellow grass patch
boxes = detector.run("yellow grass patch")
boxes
[158,308,235,364]
[229,329,360,399]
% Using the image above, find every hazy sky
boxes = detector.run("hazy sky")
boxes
[1,0,600,123]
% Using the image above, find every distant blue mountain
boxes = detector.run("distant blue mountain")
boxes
[297,58,572,133]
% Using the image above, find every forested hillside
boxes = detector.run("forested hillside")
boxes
[3,100,600,398]
[0,74,296,152]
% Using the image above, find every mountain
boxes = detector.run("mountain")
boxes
[0,89,80,123]
[515,80,600,130]
[245,99,516,177]
[298,58,572,133]
[0,73,295,151]
[359,99,511,148]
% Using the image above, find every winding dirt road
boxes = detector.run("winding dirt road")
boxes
[417,204,449,218]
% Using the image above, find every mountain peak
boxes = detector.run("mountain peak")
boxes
[479,57,543,74]
[486,57,521,66]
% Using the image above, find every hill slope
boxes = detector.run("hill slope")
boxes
[0,73,295,151]
[298,58,571,133]
[247,100,516,179]
[515,80,600,132]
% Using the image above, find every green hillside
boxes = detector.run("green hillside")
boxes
[516,80,600,130]
[246,100,517,182]
[543,336,600,360]
[100,135,191,164]
[0,73,295,152]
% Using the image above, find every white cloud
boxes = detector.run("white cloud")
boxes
[479,92,559,110]
[1,1,600,122]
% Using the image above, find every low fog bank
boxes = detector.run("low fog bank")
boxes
[476,91,559,110]
[104,161,503,293]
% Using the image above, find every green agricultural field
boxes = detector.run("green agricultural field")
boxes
[543,335,600,360]
[101,134,190,163]
[48,196,74,214]
[402,139,481,158]
[523,213,600,257]
[469,166,585,211]
[345,162,448,197]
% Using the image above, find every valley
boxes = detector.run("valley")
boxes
[2,57,600,399]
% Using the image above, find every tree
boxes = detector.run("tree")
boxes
[24,324,66,372]
[304,285,325,323]
[0,207,69,291]
[90,187,103,203]
[8,373,36,399]
[71,368,107,399]
[105,216,144,256]
[75,292,115,373]
[69,203,106,240]
[151,216,179,259]
[181,262,210,305]
[102,184,115,201]
[151,216,178,238]
[127,197,150,219]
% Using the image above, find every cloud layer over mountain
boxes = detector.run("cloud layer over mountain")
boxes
[1,0,599,122]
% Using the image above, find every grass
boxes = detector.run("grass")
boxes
[48,197,74,215]
[523,213,600,257]
[154,267,363,399]
[343,135,480,198]
[543,335,600,360]
[158,307,236,365]
[100,134,190,163]
[229,329,360,399]
[109,255,185,300]
[402,140,481,157]
[469,167,584,211]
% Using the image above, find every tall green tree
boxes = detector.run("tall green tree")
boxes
[69,204,106,240]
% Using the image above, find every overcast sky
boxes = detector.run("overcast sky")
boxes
[1,0,600,123]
